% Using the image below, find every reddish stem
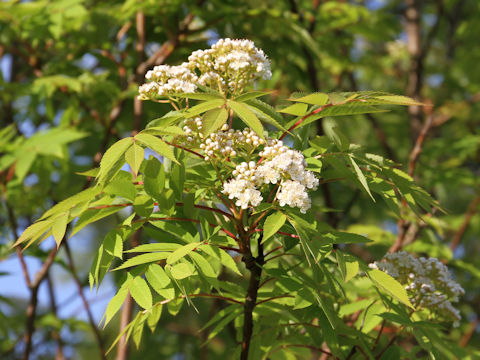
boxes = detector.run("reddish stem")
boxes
[164,141,205,159]
[279,99,365,140]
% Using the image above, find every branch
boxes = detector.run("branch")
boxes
[115,228,141,360]
[64,241,107,359]
[164,141,205,159]
[255,294,294,306]
[46,274,65,360]
[450,195,480,251]
[23,246,58,360]
[4,199,31,287]
[407,111,434,177]
[240,234,264,360]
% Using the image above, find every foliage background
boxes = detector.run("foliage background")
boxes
[0,0,479,359]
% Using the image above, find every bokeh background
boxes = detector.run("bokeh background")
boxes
[1,0,479,359]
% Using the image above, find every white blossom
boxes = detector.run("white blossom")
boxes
[369,251,464,325]
[276,180,311,214]
[138,63,198,100]
[217,135,318,212]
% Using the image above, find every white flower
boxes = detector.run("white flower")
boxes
[370,251,464,325]
[276,180,311,213]
[222,178,263,209]
[138,63,198,100]
[188,38,272,92]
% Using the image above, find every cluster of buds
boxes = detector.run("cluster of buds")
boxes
[221,139,319,213]
[138,38,272,100]
[189,38,271,93]
[138,63,198,99]
[199,127,265,161]
[369,251,464,325]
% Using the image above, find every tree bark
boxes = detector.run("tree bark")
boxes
[240,236,264,360]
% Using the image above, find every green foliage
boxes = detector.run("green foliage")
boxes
[2,1,479,359]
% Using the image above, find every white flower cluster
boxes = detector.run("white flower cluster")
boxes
[223,162,263,209]
[369,251,464,325]
[222,140,319,212]
[189,38,272,92]
[139,38,272,99]
[199,127,265,161]
[138,63,198,99]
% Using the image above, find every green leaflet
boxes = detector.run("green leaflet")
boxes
[201,107,228,136]
[39,187,100,221]
[129,276,153,310]
[143,157,165,201]
[135,133,178,164]
[189,251,217,278]
[319,231,372,244]
[125,142,144,176]
[13,219,52,248]
[146,304,163,333]
[336,251,359,283]
[262,211,286,242]
[97,137,132,185]
[103,286,129,327]
[166,242,201,264]
[184,99,225,118]
[15,152,36,182]
[323,118,349,152]
[170,262,195,279]
[172,92,223,101]
[368,269,414,309]
[348,154,375,201]
[141,125,185,136]
[125,243,182,253]
[51,213,69,247]
[200,245,241,275]
[244,98,286,130]
[113,252,170,271]
[204,307,243,343]
[146,111,184,128]
[145,264,172,291]
[287,92,328,105]
[279,102,309,116]
[374,95,423,106]
[71,206,123,237]
[234,90,271,102]
[227,100,264,139]
[104,230,123,259]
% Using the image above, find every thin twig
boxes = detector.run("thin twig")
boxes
[256,294,294,306]
[64,241,107,359]
[450,196,480,251]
